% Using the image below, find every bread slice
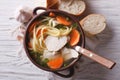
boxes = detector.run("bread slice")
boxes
[80,14,106,35]
[46,0,59,9]
[58,0,86,16]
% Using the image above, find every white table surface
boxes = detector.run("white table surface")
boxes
[0,0,120,80]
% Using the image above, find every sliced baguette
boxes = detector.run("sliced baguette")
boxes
[46,0,59,9]
[80,14,106,35]
[58,0,86,16]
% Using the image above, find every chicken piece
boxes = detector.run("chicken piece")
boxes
[45,36,67,51]
[61,47,79,61]
[43,50,57,60]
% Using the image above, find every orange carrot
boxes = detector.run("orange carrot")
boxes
[56,16,71,26]
[29,32,33,38]
[36,28,47,38]
[49,12,55,17]
[36,29,41,38]
[69,29,80,46]
[47,56,63,69]
[28,41,32,48]
[28,21,39,33]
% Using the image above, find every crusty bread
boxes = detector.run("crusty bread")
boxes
[58,0,86,16]
[46,0,59,9]
[80,14,106,35]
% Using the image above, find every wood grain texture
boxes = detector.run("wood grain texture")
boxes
[0,0,120,80]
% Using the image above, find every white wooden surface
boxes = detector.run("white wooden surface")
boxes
[0,0,120,80]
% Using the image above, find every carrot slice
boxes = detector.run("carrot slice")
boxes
[56,16,71,26]
[28,21,39,33]
[28,41,32,48]
[29,32,33,38]
[47,56,63,69]
[36,29,41,38]
[69,29,80,46]
[36,28,47,38]
[49,12,55,17]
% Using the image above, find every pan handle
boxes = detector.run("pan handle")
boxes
[75,46,116,69]
[53,67,74,78]
[33,7,47,15]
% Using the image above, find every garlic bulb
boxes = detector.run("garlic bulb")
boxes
[14,6,33,23]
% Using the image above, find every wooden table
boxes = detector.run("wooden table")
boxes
[0,0,120,80]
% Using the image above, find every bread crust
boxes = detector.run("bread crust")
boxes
[80,14,106,35]
[58,0,86,16]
